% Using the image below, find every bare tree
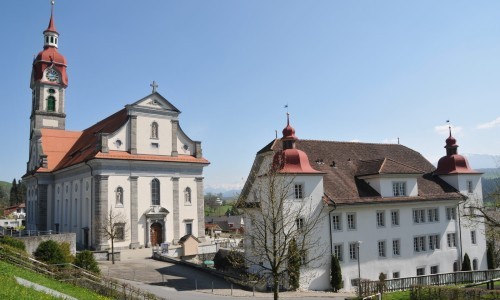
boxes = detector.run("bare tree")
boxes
[238,154,326,300]
[98,208,127,264]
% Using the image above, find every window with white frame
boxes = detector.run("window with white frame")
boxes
[186,222,193,235]
[392,239,401,256]
[471,230,477,245]
[446,207,456,221]
[151,178,160,206]
[115,223,125,241]
[333,244,343,261]
[332,214,342,231]
[447,233,457,248]
[294,184,303,199]
[392,272,400,279]
[376,211,385,227]
[413,209,426,224]
[349,243,358,260]
[467,180,473,194]
[428,208,439,222]
[347,213,356,230]
[296,218,304,231]
[417,267,425,276]
[429,235,440,250]
[391,210,400,226]
[392,182,406,196]
[473,259,478,270]
[414,236,426,252]
[300,250,308,266]
[378,240,386,258]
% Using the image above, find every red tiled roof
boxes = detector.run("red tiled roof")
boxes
[35,108,208,173]
[261,139,464,205]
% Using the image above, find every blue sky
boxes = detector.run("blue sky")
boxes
[1,1,499,190]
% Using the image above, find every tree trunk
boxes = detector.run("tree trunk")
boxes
[273,270,279,300]
[111,238,115,264]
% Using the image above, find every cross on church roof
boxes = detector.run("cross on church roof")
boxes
[150,81,158,93]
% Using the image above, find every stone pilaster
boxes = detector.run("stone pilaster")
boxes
[130,116,137,154]
[129,176,139,249]
[171,120,178,157]
[94,175,109,250]
[195,177,205,239]
[172,177,180,241]
[38,184,48,231]
[195,142,202,158]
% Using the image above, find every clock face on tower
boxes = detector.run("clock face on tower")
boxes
[46,69,59,82]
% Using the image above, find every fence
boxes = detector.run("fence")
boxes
[359,269,500,297]
[0,226,56,237]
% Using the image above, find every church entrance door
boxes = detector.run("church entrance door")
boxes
[150,223,163,246]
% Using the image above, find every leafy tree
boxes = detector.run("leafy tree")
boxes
[330,254,342,292]
[75,250,100,274]
[487,241,496,269]
[287,238,300,291]
[34,240,65,264]
[462,253,472,271]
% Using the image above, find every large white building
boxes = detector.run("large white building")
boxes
[240,115,486,291]
[23,4,209,250]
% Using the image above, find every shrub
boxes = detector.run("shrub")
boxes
[0,236,26,251]
[59,242,74,264]
[75,250,100,274]
[330,254,343,292]
[34,240,64,264]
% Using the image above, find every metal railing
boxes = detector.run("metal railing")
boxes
[359,269,500,296]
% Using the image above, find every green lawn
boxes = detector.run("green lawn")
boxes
[0,260,110,300]
[382,291,410,300]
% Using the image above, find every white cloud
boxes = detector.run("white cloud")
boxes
[434,124,462,136]
[477,117,500,129]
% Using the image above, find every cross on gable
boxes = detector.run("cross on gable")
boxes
[150,81,158,93]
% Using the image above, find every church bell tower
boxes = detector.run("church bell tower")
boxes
[30,1,68,132]
[28,1,68,172]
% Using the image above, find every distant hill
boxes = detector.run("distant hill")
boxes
[479,168,499,203]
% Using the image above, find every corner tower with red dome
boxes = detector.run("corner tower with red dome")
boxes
[434,127,482,197]
[30,1,68,133]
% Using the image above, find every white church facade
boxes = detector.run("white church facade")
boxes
[23,4,209,250]
[239,116,487,291]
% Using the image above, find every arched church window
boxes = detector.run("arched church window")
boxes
[47,96,56,112]
[184,187,192,204]
[151,122,159,139]
[151,179,160,206]
[116,186,124,206]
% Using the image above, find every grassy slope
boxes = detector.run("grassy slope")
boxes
[0,260,109,300]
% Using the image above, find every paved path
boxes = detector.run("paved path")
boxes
[98,248,354,300]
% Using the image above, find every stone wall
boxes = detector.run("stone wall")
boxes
[18,233,76,256]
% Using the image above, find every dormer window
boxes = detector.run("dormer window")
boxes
[392,182,406,196]
[151,122,159,139]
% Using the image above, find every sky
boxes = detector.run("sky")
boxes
[1,1,499,191]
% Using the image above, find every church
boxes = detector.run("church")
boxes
[23,4,209,250]
[239,115,487,291]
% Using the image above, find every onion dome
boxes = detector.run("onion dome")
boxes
[434,127,478,175]
[273,114,322,174]
[31,1,68,87]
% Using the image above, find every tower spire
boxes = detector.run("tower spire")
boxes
[44,0,59,48]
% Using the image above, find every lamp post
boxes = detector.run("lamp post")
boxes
[357,241,362,298]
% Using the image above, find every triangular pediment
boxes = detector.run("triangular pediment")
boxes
[129,92,181,114]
